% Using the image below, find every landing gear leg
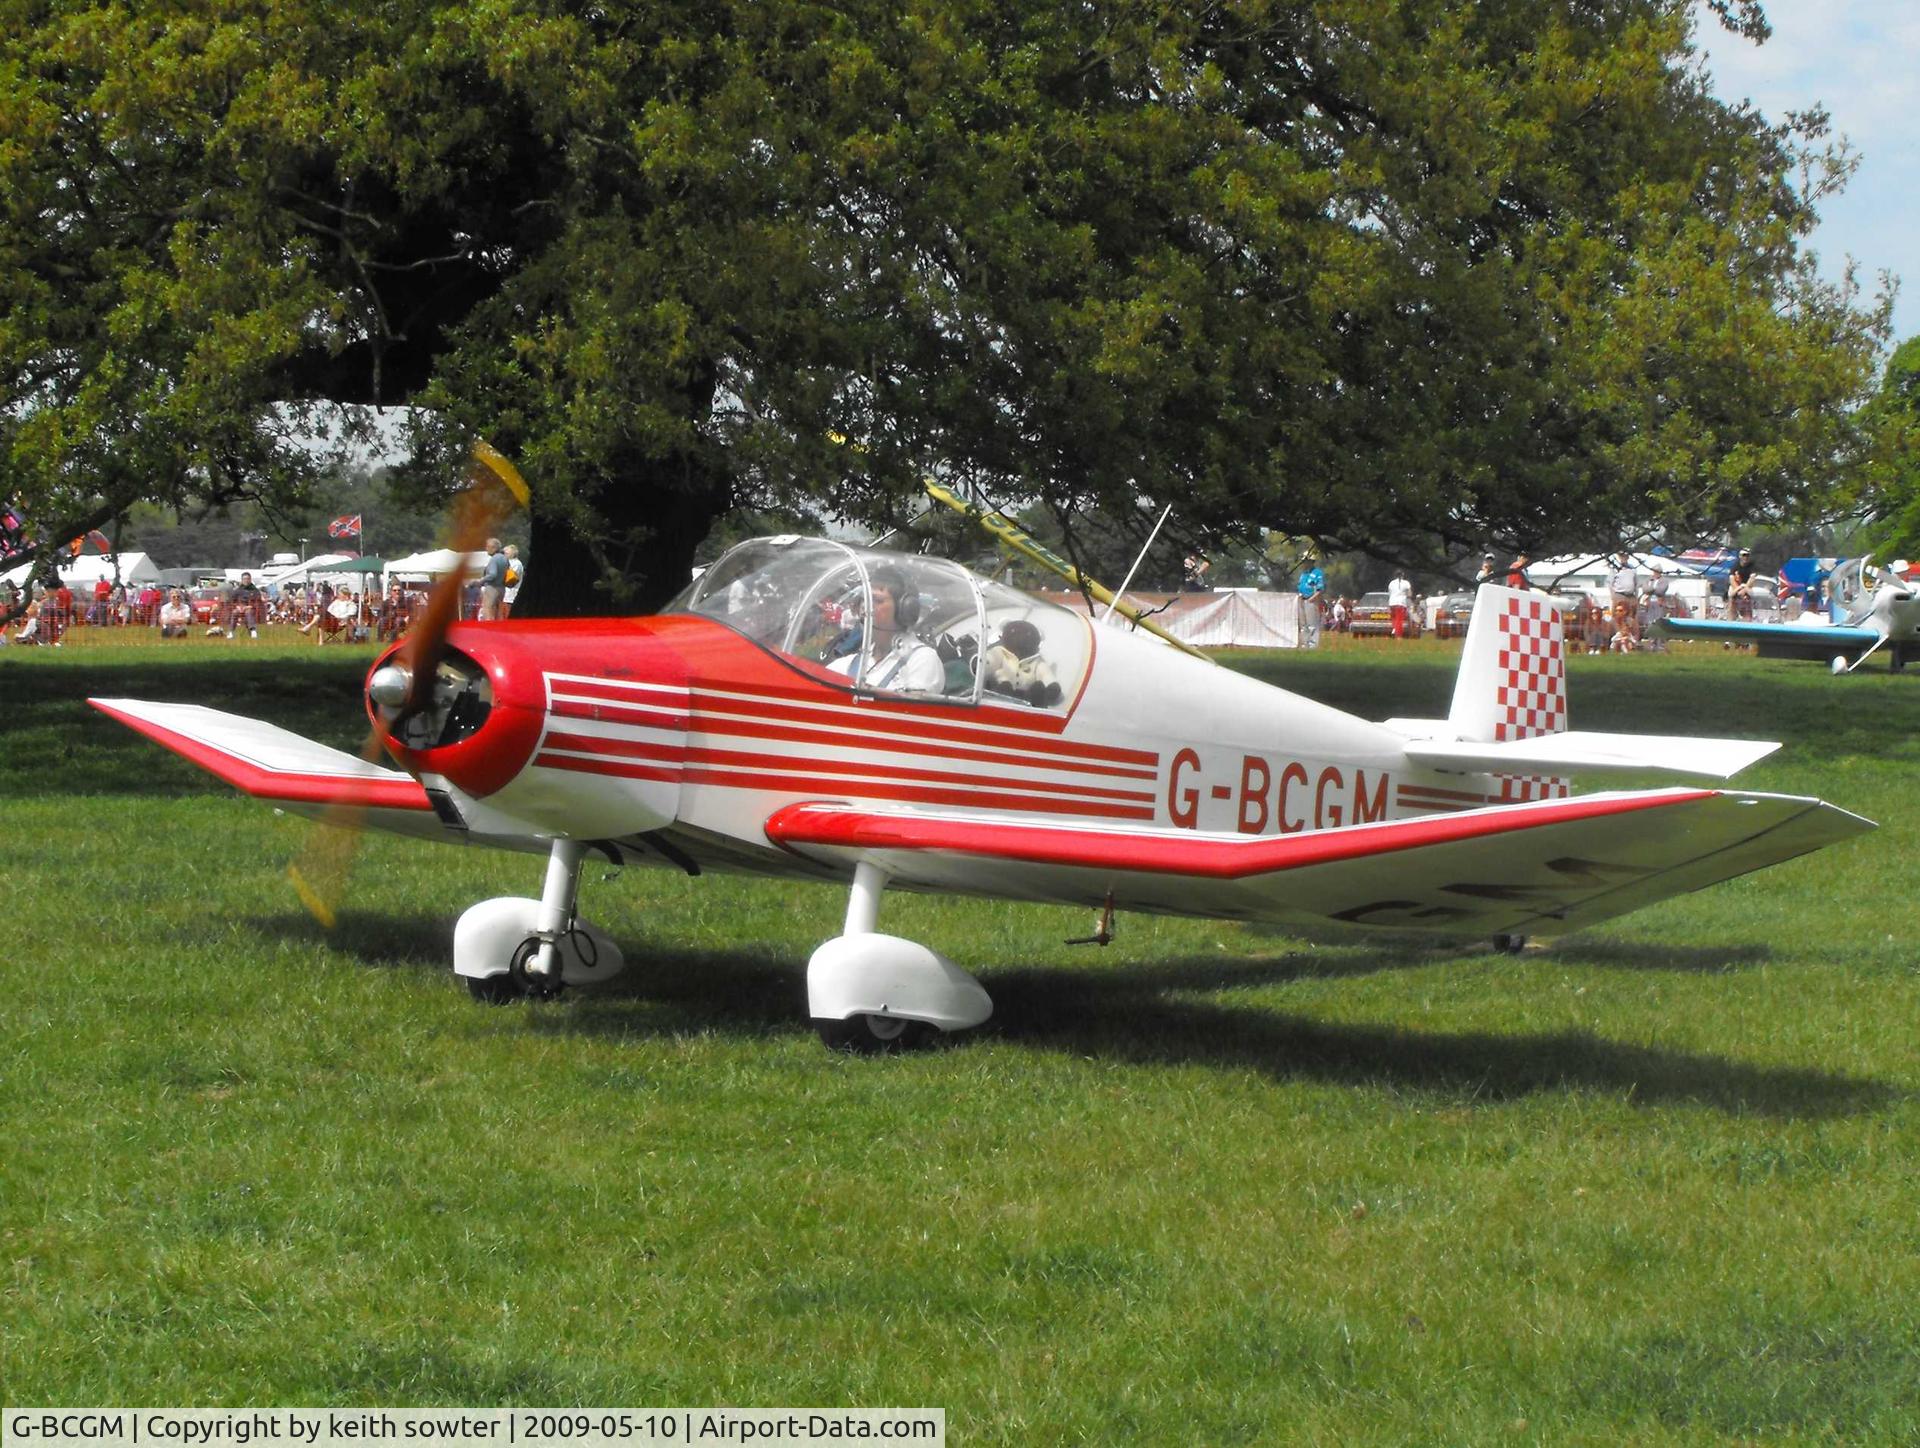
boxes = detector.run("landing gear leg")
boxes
[518,838,586,999]
[806,861,992,1051]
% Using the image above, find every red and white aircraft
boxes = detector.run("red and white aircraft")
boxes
[94,537,1872,1050]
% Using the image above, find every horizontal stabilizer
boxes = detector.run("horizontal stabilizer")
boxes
[1396,729,1778,780]
[90,698,434,818]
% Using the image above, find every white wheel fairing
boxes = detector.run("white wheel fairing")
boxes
[806,932,992,1032]
[453,896,626,985]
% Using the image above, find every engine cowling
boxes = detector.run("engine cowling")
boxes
[368,620,689,840]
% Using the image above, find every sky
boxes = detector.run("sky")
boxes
[1690,0,1919,350]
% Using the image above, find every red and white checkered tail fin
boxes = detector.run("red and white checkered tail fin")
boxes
[1450,585,1568,802]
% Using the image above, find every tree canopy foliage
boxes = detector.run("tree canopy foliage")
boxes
[1863,335,1920,559]
[1,0,1892,612]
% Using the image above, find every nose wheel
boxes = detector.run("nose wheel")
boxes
[511,935,568,1000]
[453,840,627,1002]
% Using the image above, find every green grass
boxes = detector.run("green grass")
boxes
[4,639,1918,1441]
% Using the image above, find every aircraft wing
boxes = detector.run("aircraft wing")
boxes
[1652,617,1879,648]
[90,698,448,840]
[765,789,1874,939]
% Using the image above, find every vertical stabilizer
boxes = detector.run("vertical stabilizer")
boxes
[1448,586,1569,801]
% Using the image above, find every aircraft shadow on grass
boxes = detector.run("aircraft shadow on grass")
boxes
[268,914,1891,1120]
[27,657,370,797]
[1548,940,1772,974]
[977,961,1890,1120]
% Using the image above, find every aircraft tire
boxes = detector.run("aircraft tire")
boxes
[466,973,526,1005]
[814,1013,930,1054]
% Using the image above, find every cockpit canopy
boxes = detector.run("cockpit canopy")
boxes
[668,537,1091,708]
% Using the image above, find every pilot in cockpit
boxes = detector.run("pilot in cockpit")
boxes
[828,568,945,693]
[982,618,1062,706]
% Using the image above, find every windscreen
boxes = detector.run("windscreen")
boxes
[671,538,1087,707]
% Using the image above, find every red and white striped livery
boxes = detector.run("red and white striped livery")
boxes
[93,537,1872,1051]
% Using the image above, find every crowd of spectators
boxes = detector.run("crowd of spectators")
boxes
[2,572,444,647]
[1293,545,1826,654]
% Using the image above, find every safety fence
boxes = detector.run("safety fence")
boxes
[2,595,443,649]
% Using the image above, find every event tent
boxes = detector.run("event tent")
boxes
[1040,589,1302,648]
[3,550,165,590]
[254,553,357,590]
[297,556,387,595]
[1161,590,1299,648]
[384,548,488,580]
[1529,552,1705,595]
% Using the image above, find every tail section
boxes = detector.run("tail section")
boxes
[1386,584,1779,784]
[1448,586,1568,800]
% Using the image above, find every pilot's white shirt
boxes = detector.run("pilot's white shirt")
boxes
[829,634,944,692]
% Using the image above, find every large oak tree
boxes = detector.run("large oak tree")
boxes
[1,0,1891,612]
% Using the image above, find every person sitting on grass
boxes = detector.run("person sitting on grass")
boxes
[12,593,46,645]
[231,572,263,638]
[157,589,193,638]
[300,591,361,644]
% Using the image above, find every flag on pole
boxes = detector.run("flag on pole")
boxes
[327,514,362,539]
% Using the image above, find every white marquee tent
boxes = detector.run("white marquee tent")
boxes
[3,550,165,590]
[253,553,356,591]
[384,548,488,580]
[1042,589,1302,649]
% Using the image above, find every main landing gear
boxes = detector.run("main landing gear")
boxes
[807,861,992,1053]
[455,846,988,1053]
[454,839,627,1002]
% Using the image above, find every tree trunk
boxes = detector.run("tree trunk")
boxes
[515,451,731,618]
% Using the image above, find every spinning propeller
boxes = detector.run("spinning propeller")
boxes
[287,441,530,927]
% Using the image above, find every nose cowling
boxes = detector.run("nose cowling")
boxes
[367,619,691,836]
[368,627,546,799]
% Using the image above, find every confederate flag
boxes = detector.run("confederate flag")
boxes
[327,514,362,539]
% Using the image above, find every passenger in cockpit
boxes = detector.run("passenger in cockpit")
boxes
[828,568,945,693]
[982,618,1062,706]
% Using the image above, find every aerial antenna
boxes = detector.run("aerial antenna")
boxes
[919,480,1209,659]
[868,506,934,551]
[1100,501,1175,625]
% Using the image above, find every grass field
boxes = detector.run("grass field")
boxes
[4,636,1917,1442]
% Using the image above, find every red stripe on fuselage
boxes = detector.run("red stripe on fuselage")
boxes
[678,707,1157,782]
[549,698,692,733]
[536,730,1157,804]
[532,754,1157,819]
[690,685,1159,769]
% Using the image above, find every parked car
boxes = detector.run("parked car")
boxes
[1431,591,1475,639]
[187,586,224,625]
[1348,591,1421,637]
